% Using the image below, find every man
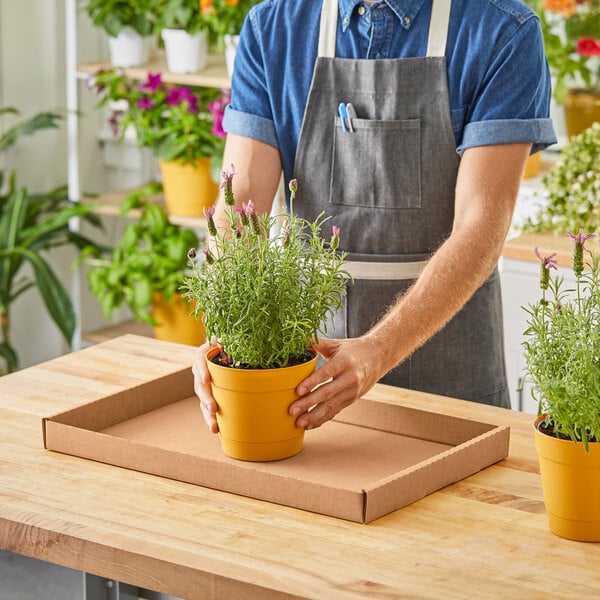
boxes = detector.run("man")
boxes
[194,0,556,432]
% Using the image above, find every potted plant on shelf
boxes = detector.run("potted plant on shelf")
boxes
[156,0,210,73]
[523,230,600,541]
[78,193,205,346]
[84,0,156,68]
[522,121,600,235]
[526,0,600,137]
[199,0,258,77]
[182,170,350,461]
[0,107,103,374]
[90,68,228,216]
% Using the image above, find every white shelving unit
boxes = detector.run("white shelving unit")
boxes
[64,1,231,348]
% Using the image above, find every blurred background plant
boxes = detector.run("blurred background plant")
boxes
[89,69,228,171]
[522,121,600,234]
[199,0,258,47]
[526,0,600,103]
[0,107,103,374]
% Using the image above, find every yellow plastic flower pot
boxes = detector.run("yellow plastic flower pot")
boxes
[206,347,318,462]
[151,292,206,346]
[564,89,600,139]
[522,152,541,179]
[534,415,600,542]
[158,158,219,217]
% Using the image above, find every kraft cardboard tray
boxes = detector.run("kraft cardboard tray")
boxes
[43,366,510,523]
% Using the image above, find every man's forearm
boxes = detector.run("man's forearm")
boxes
[362,143,530,377]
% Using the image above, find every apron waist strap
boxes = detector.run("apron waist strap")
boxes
[344,259,428,280]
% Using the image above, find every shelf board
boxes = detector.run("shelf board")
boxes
[77,51,230,89]
[83,321,154,344]
[85,188,208,229]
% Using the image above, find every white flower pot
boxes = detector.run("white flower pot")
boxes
[224,34,240,78]
[161,28,208,74]
[107,26,149,68]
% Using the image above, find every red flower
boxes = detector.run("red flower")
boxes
[576,37,600,57]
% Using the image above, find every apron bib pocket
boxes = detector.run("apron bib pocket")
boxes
[330,117,422,210]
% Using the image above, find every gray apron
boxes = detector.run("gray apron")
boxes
[292,0,509,407]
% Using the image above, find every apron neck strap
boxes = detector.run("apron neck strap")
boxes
[317,0,452,58]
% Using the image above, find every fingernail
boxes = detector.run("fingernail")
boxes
[297,419,307,428]
[291,406,301,416]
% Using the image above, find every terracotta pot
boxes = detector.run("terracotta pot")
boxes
[151,292,205,346]
[522,152,541,179]
[158,158,218,217]
[206,347,318,461]
[564,89,600,139]
[534,415,600,541]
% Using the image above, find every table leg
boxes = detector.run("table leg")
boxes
[83,574,138,600]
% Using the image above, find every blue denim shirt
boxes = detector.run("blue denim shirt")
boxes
[223,0,557,187]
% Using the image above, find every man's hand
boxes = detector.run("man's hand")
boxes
[288,336,386,430]
[192,341,219,433]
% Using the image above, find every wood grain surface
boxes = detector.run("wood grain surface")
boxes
[1,335,598,599]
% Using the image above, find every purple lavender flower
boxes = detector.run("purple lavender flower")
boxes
[534,247,558,292]
[534,247,558,270]
[331,225,340,250]
[567,229,596,247]
[245,200,262,236]
[235,205,250,227]
[204,206,217,236]
[567,229,596,277]
[221,165,236,206]
[203,248,214,265]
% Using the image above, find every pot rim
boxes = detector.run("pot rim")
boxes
[206,346,317,373]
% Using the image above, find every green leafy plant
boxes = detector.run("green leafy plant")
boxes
[0,107,103,374]
[523,230,600,449]
[523,122,600,235]
[182,169,350,369]
[84,0,157,37]
[526,0,600,103]
[199,0,258,42]
[89,69,228,167]
[79,191,201,325]
[155,0,207,34]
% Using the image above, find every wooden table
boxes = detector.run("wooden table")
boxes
[1,335,598,599]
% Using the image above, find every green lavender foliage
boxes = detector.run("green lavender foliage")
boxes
[183,208,349,369]
[523,250,600,449]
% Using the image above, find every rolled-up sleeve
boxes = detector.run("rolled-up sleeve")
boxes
[457,15,557,155]
[222,6,279,150]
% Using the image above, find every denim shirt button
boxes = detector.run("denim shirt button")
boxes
[357,5,366,15]
[404,16,411,25]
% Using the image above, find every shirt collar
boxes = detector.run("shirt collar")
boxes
[339,0,427,33]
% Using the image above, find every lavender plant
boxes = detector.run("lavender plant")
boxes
[523,229,600,449]
[182,169,350,369]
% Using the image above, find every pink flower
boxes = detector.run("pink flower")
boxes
[139,72,163,92]
[576,37,600,57]
[136,97,155,110]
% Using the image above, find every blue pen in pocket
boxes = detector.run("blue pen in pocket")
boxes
[338,102,348,132]
[345,103,357,132]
